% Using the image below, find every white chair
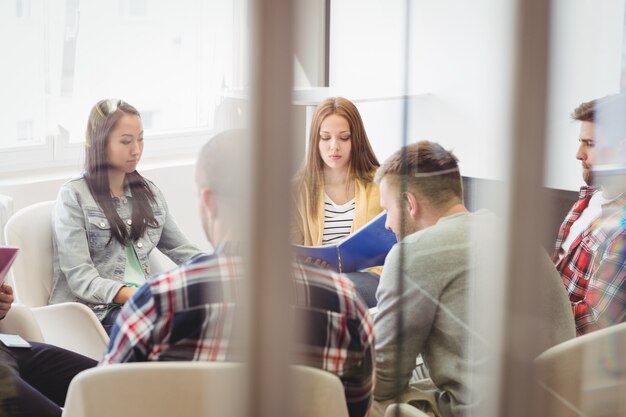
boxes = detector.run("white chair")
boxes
[292,365,350,417]
[0,303,45,343]
[534,321,626,417]
[63,362,246,417]
[62,362,350,417]
[148,244,177,274]
[384,403,430,417]
[4,201,109,360]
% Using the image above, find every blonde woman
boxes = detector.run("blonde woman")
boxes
[293,97,382,306]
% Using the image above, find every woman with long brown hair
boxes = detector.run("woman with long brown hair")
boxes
[49,99,203,333]
[293,97,382,306]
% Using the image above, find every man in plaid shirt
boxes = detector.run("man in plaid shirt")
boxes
[553,94,626,336]
[101,130,374,417]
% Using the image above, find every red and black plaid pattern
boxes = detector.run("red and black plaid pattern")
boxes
[102,245,374,417]
[552,186,599,260]
[553,187,626,335]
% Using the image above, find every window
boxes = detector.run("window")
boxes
[0,0,247,173]
[622,6,626,91]
[15,0,31,18]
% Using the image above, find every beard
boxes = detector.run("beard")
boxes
[582,168,593,186]
[398,216,419,239]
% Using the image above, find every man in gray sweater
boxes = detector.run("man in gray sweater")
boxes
[371,141,575,417]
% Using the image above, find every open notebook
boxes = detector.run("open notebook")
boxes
[0,247,19,285]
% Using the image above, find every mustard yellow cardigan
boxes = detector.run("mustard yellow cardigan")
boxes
[292,176,383,247]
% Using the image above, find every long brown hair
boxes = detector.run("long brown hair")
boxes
[84,99,157,246]
[296,97,379,216]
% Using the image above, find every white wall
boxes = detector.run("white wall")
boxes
[0,160,212,254]
[329,0,517,181]
[3,0,625,228]
[329,0,626,191]
[545,0,625,190]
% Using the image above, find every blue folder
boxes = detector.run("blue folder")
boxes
[293,212,397,273]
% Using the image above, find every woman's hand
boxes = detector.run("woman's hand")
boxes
[0,284,15,319]
[113,286,137,304]
[301,256,332,270]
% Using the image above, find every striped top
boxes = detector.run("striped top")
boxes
[322,194,356,245]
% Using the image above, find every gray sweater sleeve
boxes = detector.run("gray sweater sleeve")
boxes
[373,243,438,400]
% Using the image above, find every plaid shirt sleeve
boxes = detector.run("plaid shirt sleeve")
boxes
[100,283,158,365]
[577,227,626,335]
[293,264,375,417]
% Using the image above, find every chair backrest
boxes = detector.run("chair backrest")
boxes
[63,362,350,417]
[63,362,246,417]
[534,321,626,417]
[292,365,350,417]
[4,201,56,307]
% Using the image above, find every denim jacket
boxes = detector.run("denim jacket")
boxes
[49,176,204,319]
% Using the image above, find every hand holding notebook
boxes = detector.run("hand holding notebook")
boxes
[293,212,397,273]
[0,247,18,286]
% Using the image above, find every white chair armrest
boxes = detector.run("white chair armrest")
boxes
[384,403,430,417]
[0,303,45,342]
[149,249,176,275]
[32,302,110,361]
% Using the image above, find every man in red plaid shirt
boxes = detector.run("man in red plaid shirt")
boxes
[101,130,374,417]
[553,94,626,336]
